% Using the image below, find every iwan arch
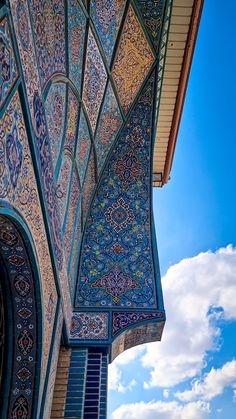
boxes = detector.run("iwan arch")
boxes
[0,0,203,417]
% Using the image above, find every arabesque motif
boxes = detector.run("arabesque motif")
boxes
[112,4,155,114]
[28,0,66,87]
[112,311,165,335]
[64,88,79,155]
[95,83,122,174]
[0,92,57,408]
[83,29,107,133]
[76,109,91,186]
[136,0,166,48]
[45,82,66,171]
[76,73,157,308]
[0,16,18,108]
[68,0,86,94]
[0,217,37,418]
[70,313,108,339]
[90,0,126,64]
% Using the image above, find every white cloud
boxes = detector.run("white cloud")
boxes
[163,389,170,399]
[111,400,210,419]
[175,360,236,401]
[141,245,236,388]
[108,363,137,393]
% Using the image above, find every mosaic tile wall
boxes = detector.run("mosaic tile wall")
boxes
[0,3,169,406]
[0,89,57,412]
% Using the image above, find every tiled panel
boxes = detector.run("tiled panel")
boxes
[90,0,126,64]
[112,4,155,114]
[76,109,91,186]
[0,16,18,109]
[70,313,109,339]
[64,170,80,266]
[0,91,57,408]
[82,149,96,225]
[95,83,122,174]
[45,82,67,171]
[64,88,79,155]
[68,202,82,290]
[76,73,157,308]
[56,154,73,226]
[68,0,86,94]
[83,29,107,133]
[0,217,38,418]
[28,0,66,87]
[136,0,166,48]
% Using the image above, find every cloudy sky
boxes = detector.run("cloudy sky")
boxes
[107,1,236,418]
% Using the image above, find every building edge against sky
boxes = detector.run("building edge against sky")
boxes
[0,0,203,417]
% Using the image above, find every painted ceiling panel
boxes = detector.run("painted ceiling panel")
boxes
[76,108,91,186]
[0,17,18,109]
[112,4,155,114]
[76,73,157,309]
[95,82,123,174]
[29,0,66,87]
[90,0,126,64]
[136,0,167,49]
[68,0,86,94]
[64,87,79,155]
[83,29,107,133]
[45,82,67,171]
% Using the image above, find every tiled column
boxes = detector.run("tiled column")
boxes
[83,350,108,419]
[51,347,108,418]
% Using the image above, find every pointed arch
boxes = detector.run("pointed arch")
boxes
[0,213,42,418]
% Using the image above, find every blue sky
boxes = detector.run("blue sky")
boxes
[108,1,236,418]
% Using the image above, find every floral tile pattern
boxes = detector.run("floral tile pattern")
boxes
[76,73,157,308]
[0,16,18,109]
[83,29,107,133]
[28,0,66,87]
[90,0,126,64]
[112,4,155,114]
[76,108,91,186]
[95,83,122,174]
[68,0,86,94]
[45,82,66,171]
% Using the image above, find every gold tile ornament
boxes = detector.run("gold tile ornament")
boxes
[112,5,155,114]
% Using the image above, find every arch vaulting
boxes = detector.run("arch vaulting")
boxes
[0,0,203,416]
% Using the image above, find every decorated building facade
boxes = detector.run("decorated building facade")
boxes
[0,0,203,417]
